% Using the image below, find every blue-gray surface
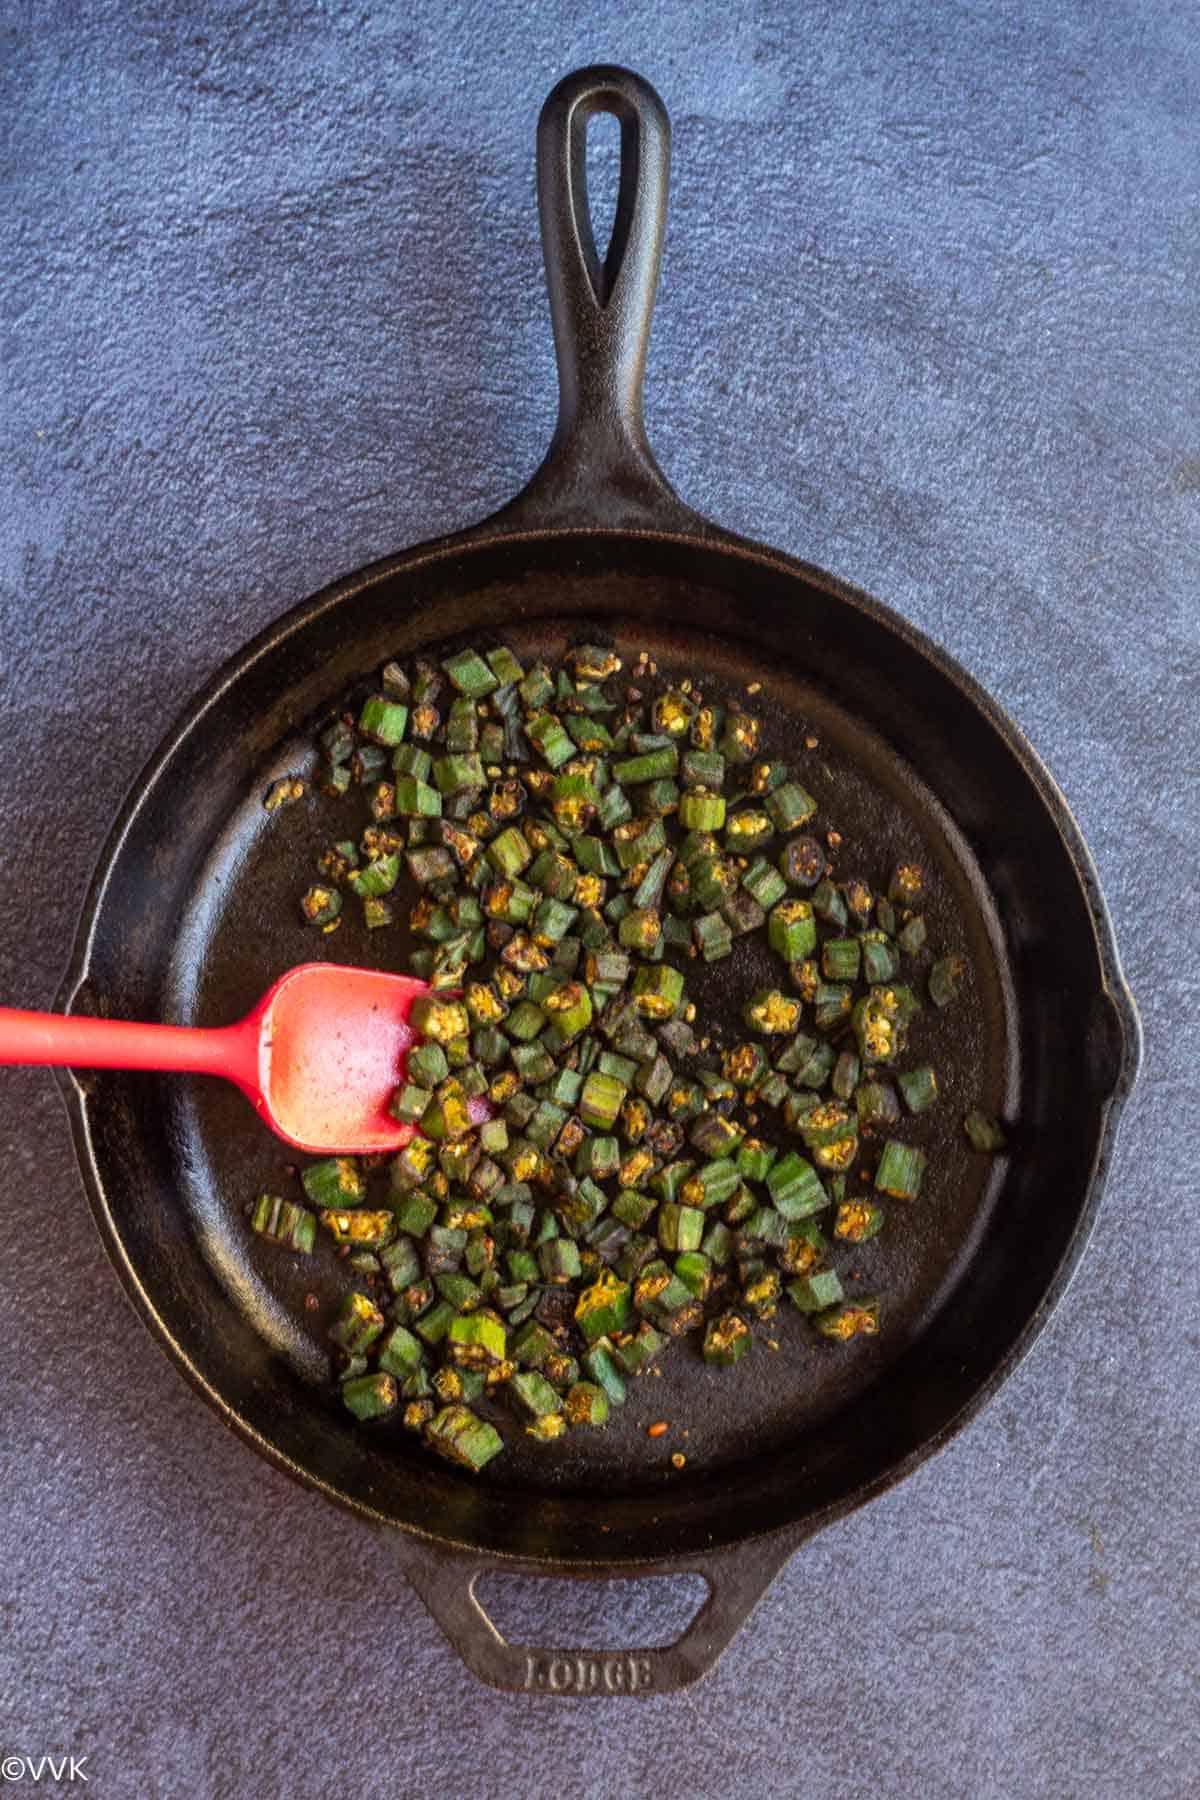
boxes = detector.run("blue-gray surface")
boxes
[1,1,1196,1794]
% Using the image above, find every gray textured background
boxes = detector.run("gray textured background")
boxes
[2,1,1197,1795]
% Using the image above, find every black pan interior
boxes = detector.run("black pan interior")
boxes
[68,528,1127,1563]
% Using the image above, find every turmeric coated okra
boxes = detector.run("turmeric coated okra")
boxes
[251,641,1006,1471]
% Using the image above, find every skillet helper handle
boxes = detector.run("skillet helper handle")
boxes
[384,1529,797,1696]
[496,64,698,533]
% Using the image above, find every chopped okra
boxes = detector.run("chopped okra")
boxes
[265,638,983,1467]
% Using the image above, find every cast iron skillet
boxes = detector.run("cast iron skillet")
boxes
[57,66,1140,1695]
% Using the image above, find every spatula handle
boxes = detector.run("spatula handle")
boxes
[0,1005,249,1081]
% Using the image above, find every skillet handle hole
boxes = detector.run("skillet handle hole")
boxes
[472,1570,709,1651]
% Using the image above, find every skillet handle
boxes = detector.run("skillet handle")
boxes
[492,65,702,535]
[382,1528,798,1696]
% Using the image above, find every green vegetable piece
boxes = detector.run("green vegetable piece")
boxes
[581,1344,627,1406]
[300,884,342,927]
[508,1369,563,1421]
[447,1308,507,1368]
[812,1298,881,1341]
[631,963,684,1019]
[736,1138,777,1181]
[768,898,817,961]
[391,1190,438,1237]
[834,1200,885,1243]
[348,852,401,898]
[329,1291,385,1354]
[658,1203,704,1252]
[389,1081,432,1123]
[929,954,967,1008]
[702,1312,752,1365]
[302,1157,366,1209]
[539,1237,582,1284]
[564,1381,610,1427]
[486,645,525,687]
[743,989,803,1035]
[358,695,410,746]
[425,1404,504,1470]
[377,1324,425,1379]
[742,856,788,910]
[442,648,499,698]
[619,905,662,952]
[766,1153,828,1219]
[678,791,727,832]
[433,752,486,796]
[526,713,575,769]
[342,1372,398,1420]
[861,931,900,983]
[250,1194,316,1254]
[788,1269,845,1313]
[812,878,848,927]
[693,910,733,962]
[414,1299,457,1346]
[822,937,861,981]
[681,749,725,788]
[394,776,442,817]
[898,1065,938,1114]
[964,1110,1007,1151]
[765,781,817,830]
[610,1321,666,1374]
[855,1079,900,1125]
[580,1069,626,1129]
[575,1271,633,1343]
[898,914,927,956]
[613,746,679,784]
[874,1139,927,1199]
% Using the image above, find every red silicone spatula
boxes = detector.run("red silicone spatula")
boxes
[0,964,439,1153]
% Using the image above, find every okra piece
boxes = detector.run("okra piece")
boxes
[702,1312,752,1366]
[898,1065,938,1114]
[898,914,927,956]
[631,963,684,1018]
[834,1200,885,1243]
[822,937,861,982]
[581,1343,628,1406]
[742,856,788,910]
[358,695,410,746]
[425,1403,504,1470]
[613,745,679,784]
[250,1194,316,1254]
[302,1157,366,1208]
[766,1152,828,1219]
[329,1291,385,1354]
[610,1321,666,1374]
[766,898,815,963]
[507,1369,563,1419]
[788,1269,844,1313]
[964,1110,1007,1151]
[300,884,342,927]
[684,910,728,966]
[929,953,967,1008]
[446,1308,507,1368]
[574,1271,633,1343]
[778,835,826,889]
[874,1140,927,1200]
[564,1381,610,1427]
[342,1372,398,1421]
[377,1324,425,1380]
[812,1298,880,1341]
[744,989,803,1035]
[657,1203,704,1253]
